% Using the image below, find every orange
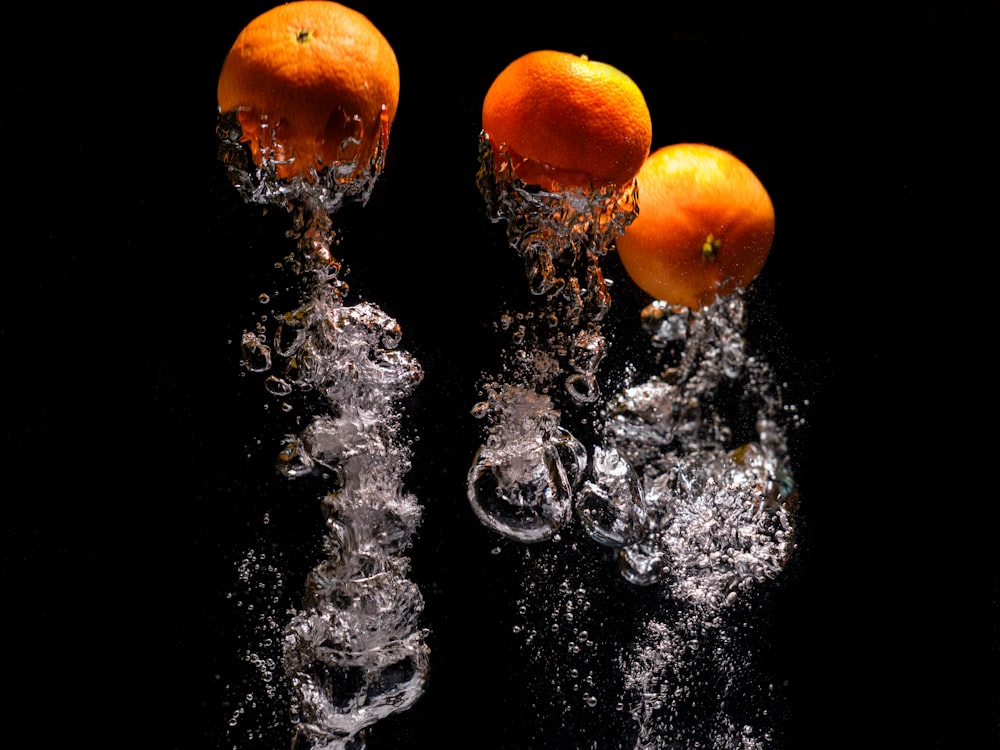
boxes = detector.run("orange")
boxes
[616,143,775,310]
[217,1,399,180]
[482,50,652,191]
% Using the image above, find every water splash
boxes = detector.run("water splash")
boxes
[219,108,428,750]
[610,296,798,605]
[217,109,389,230]
[607,295,799,749]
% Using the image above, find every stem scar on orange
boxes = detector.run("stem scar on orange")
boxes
[616,143,776,310]
[217,1,399,181]
[482,50,652,192]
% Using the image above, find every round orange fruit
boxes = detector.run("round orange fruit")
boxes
[616,143,775,310]
[482,50,652,191]
[217,1,399,180]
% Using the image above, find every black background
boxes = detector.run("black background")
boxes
[3,3,998,749]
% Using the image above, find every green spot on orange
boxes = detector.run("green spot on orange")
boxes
[702,234,721,263]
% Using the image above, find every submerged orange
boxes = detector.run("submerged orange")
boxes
[616,143,775,310]
[482,50,652,191]
[217,1,399,179]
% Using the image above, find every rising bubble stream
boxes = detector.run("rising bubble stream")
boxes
[219,109,429,750]
[468,133,641,545]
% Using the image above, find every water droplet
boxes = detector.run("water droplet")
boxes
[264,375,293,396]
[564,372,599,403]
[240,331,271,373]
[575,445,646,547]
[467,440,572,543]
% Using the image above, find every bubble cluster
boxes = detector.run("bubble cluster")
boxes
[220,109,427,750]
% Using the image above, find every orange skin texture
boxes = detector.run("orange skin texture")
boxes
[482,50,652,191]
[616,143,775,310]
[217,1,399,179]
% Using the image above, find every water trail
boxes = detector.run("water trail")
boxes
[218,110,429,750]
[610,295,800,748]
[467,133,642,544]
[467,131,801,748]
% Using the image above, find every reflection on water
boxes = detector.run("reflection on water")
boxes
[218,110,428,750]
[468,131,802,748]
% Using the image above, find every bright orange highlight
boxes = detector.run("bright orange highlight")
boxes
[616,143,775,310]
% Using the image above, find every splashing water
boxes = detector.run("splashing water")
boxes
[467,132,801,748]
[218,109,429,750]
[610,296,798,605]
[217,109,390,239]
